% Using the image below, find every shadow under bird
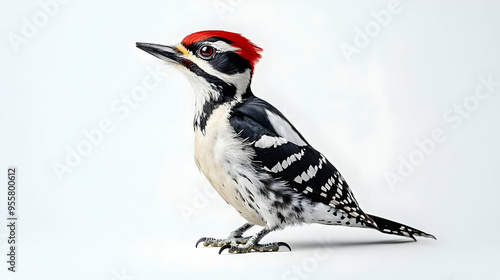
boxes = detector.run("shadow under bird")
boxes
[136,30,435,254]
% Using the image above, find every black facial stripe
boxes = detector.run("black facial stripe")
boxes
[183,59,237,132]
[185,61,237,96]
[211,51,251,74]
[204,37,232,44]
[185,40,251,75]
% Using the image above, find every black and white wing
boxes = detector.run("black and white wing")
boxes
[230,97,375,226]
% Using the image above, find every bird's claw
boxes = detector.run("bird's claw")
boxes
[195,236,250,248]
[218,242,292,254]
[195,237,210,248]
[276,242,292,251]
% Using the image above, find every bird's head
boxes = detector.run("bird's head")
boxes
[136,30,262,102]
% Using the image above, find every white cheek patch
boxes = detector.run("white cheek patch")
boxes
[184,52,251,96]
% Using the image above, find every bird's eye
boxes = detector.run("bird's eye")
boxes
[199,45,214,59]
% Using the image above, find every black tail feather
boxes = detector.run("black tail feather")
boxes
[366,213,436,241]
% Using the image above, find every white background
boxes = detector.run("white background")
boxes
[1,0,499,279]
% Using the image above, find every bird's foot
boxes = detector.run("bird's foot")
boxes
[219,241,291,254]
[195,236,251,248]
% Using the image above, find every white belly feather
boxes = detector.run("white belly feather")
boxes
[193,105,266,226]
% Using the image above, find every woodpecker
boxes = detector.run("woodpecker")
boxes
[136,30,435,254]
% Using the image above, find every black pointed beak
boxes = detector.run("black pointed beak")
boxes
[136,42,181,64]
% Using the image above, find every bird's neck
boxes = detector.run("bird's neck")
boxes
[191,78,253,134]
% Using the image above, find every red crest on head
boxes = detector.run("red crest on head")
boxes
[181,30,263,71]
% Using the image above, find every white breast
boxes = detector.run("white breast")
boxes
[193,104,266,226]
